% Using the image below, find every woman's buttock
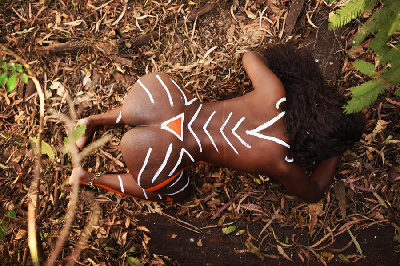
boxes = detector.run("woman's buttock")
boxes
[120,126,196,194]
[121,73,195,127]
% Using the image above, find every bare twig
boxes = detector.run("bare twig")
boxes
[0,44,45,266]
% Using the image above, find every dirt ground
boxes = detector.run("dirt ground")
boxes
[0,0,399,265]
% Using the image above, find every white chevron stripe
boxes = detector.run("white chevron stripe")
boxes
[137,79,155,104]
[169,148,194,176]
[156,74,174,107]
[203,111,219,153]
[188,104,203,152]
[137,147,152,186]
[152,143,173,183]
[117,175,125,193]
[170,78,197,106]
[165,176,190,196]
[158,194,162,199]
[220,112,238,155]
[232,117,251,148]
[168,170,184,188]
[246,111,290,148]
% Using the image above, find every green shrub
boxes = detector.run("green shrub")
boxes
[328,0,400,113]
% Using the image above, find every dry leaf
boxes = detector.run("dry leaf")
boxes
[171,234,177,239]
[308,202,323,233]
[197,239,203,247]
[245,241,263,260]
[365,120,390,143]
[15,229,27,240]
[277,245,292,262]
[333,181,347,219]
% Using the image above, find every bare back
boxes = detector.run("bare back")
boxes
[119,69,292,194]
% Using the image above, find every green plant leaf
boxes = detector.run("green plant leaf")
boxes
[29,137,55,159]
[396,88,400,97]
[1,61,8,71]
[0,221,9,242]
[64,124,87,146]
[6,73,17,92]
[222,225,237,234]
[344,78,387,113]
[353,60,376,77]
[20,73,29,84]
[9,63,16,72]
[352,5,393,47]
[126,257,143,266]
[382,64,400,84]
[0,72,7,87]
[328,0,378,30]
[5,210,16,219]
[15,64,23,73]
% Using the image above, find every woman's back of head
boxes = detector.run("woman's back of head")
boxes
[261,43,365,161]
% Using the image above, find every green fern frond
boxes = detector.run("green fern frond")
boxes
[388,13,400,35]
[379,43,400,65]
[352,5,393,47]
[382,63,400,84]
[328,0,378,30]
[353,59,376,76]
[344,78,387,113]
[368,8,398,56]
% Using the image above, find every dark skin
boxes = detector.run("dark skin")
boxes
[70,51,341,203]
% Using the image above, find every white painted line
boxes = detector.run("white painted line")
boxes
[116,111,122,124]
[232,117,251,148]
[137,79,155,104]
[142,188,148,199]
[117,175,125,193]
[168,170,184,188]
[137,147,152,186]
[220,112,238,155]
[203,111,219,153]
[188,104,203,152]
[165,176,190,196]
[285,156,294,163]
[170,78,197,106]
[169,149,194,176]
[156,74,174,107]
[276,97,286,109]
[152,143,173,183]
[160,113,184,141]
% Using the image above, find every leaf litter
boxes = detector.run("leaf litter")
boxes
[0,0,399,265]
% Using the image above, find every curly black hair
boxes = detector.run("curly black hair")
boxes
[261,44,365,161]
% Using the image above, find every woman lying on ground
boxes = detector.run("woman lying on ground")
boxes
[69,44,365,203]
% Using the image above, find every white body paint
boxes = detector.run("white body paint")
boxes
[137,147,152,186]
[232,117,251,148]
[246,111,290,148]
[156,74,174,107]
[152,143,173,183]
[138,79,155,104]
[276,97,286,109]
[285,156,294,163]
[168,148,195,176]
[168,171,184,188]
[170,78,197,106]
[188,104,203,152]
[116,111,122,124]
[117,175,125,193]
[220,112,239,155]
[203,111,219,153]
[160,113,184,141]
[165,176,190,196]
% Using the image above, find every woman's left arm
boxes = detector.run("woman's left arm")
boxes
[274,156,342,202]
